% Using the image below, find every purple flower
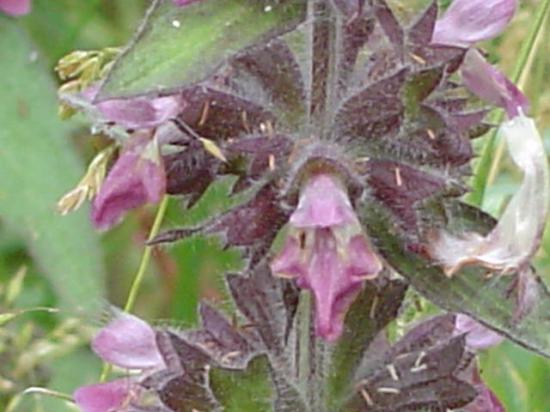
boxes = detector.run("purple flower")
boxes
[271,174,382,342]
[74,379,132,412]
[454,314,504,351]
[432,0,516,48]
[92,134,166,231]
[0,0,31,16]
[83,86,183,130]
[461,49,528,119]
[74,313,163,412]
[91,312,165,370]
[96,96,182,130]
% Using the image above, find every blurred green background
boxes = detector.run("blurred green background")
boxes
[0,0,548,411]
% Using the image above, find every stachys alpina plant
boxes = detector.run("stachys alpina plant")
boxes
[56,0,550,411]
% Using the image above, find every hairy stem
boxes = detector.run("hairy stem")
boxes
[99,195,170,381]
[297,292,312,391]
[467,0,550,207]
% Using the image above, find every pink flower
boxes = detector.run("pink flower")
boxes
[461,49,528,119]
[0,0,31,16]
[454,314,504,351]
[432,0,517,48]
[74,379,132,412]
[96,95,182,130]
[92,134,166,231]
[271,174,382,342]
[91,312,165,370]
[74,313,164,412]
[83,86,183,130]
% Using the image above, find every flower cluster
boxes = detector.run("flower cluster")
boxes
[74,313,165,412]
[55,0,549,411]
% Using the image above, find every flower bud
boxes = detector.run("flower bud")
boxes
[74,379,131,412]
[461,49,528,119]
[92,312,164,370]
[432,0,517,48]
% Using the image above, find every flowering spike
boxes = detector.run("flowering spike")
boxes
[91,312,164,370]
[0,0,31,16]
[73,379,131,412]
[461,49,529,119]
[432,0,517,48]
[271,174,382,341]
[92,134,166,231]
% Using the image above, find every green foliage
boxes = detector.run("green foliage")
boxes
[99,0,307,100]
[0,17,105,311]
[210,356,273,412]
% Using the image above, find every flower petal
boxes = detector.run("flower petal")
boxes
[454,314,504,351]
[275,229,381,342]
[82,85,183,130]
[96,95,182,130]
[0,0,31,16]
[432,0,516,48]
[92,312,164,370]
[306,229,364,341]
[461,49,528,119]
[290,174,357,228]
[428,115,549,276]
[270,236,305,279]
[74,379,131,412]
[91,135,166,231]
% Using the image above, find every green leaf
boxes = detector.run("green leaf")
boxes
[210,356,273,412]
[98,0,307,100]
[0,18,105,312]
[359,201,550,358]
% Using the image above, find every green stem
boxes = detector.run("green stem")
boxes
[99,195,170,381]
[123,195,170,312]
[467,0,550,207]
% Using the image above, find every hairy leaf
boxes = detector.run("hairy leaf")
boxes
[98,0,307,100]
[360,200,550,358]
[328,278,408,407]
[343,330,476,412]
[210,356,273,412]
